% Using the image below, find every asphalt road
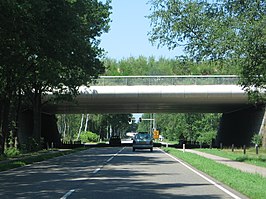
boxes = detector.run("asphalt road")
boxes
[0,147,248,199]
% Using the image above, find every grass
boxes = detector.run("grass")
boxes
[197,148,266,168]
[163,147,266,199]
[0,148,86,172]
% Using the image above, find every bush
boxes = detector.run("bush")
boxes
[251,134,263,147]
[4,147,21,157]
[20,137,44,152]
[79,131,99,143]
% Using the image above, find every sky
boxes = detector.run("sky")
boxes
[100,0,184,60]
[99,0,184,118]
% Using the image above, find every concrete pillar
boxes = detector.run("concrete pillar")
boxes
[18,110,33,148]
[216,105,266,148]
[41,113,61,148]
[18,110,61,149]
[259,106,266,148]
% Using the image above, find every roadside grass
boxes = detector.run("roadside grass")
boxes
[0,148,87,172]
[163,147,266,199]
[197,148,266,168]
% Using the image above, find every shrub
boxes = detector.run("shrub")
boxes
[20,137,44,152]
[4,147,21,157]
[79,131,99,143]
[251,134,262,147]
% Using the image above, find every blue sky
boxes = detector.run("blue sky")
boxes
[100,0,183,60]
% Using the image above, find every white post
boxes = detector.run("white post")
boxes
[183,144,186,152]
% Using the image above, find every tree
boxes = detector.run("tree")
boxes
[148,0,265,103]
[57,113,132,141]
[103,56,237,76]
[0,0,111,153]
[0,0,32,154]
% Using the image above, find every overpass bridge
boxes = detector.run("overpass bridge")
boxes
[20,75,265,148]
[43,75,251,114]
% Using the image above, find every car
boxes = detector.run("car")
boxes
[132,132,153,152]
[109,135,121,146]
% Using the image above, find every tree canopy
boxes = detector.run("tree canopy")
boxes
[0,0,111,153]
[104,56,237,76]
[148,0,266,103]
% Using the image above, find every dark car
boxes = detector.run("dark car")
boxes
[132,132,153,152]
[109,136,121,146]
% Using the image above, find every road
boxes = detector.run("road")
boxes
[0,147,248,199]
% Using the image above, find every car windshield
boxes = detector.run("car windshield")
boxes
[135,133,152,140]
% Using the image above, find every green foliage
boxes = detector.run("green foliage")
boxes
[197,148,266,168]
[150,113,220,145]
[0,0,111,153]
[197,131,217,147]
[148,0,266,103]
[20,137,44,152]
[251,134,263,147]
[104,56,236,76]
[79,131,99,143]
[57,113,132,141]
[4,147,21,157]
[164,148,266,199]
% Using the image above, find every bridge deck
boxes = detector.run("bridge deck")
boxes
[43,82,250,114]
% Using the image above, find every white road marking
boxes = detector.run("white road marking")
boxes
[106,156,114,162]
[60,147,125,198]
[60,189,75,199]
[93,168,101,174]
[160,148,242,199]
[106,147,125,163]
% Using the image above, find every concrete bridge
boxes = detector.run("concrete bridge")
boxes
[43,75,250,114]
[20,75,266,147]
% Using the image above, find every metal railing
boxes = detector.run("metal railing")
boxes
[92,75,239,86]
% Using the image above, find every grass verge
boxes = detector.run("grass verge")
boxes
[163,147,266,199]
[197,148,266,168]
[0,148,86,172]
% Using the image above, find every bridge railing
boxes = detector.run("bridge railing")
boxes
[92,75,239,86]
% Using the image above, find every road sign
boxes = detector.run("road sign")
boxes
[153,130,159,139]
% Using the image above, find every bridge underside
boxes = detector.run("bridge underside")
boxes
[43,85,250,114]
[20,84,266,148]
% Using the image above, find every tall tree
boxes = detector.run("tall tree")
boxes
[0,0,111,152]
[0,0,31,153]
[148,0,265,102]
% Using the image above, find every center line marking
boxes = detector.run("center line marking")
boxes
[60,189,75,199]
[106,156,114,162]
[106,147,125,163]
[93,168,101,174]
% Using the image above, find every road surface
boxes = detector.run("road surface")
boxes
[0,147,248,199]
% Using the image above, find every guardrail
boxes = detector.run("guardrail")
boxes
[92,75,239,86]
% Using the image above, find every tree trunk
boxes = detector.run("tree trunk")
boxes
[11,90,22,148]
[0,98,10,154]
[77,114,84,140]
[32,90,42,145]
[0,100,4,154]
[63,115,66,138]
[84,114,89,132]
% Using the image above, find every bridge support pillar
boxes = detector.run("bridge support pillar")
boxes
[260,107,266,148]
[18,110,61,149]
[217,105,266,148]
